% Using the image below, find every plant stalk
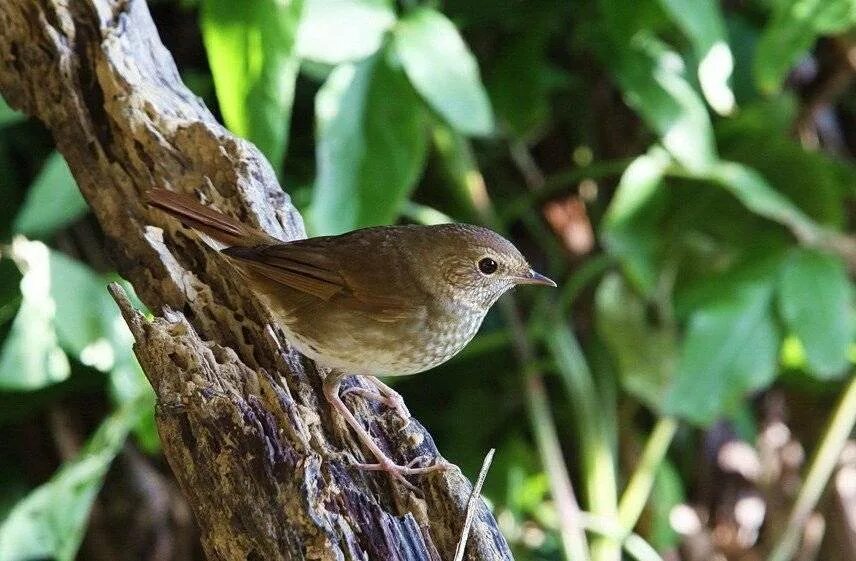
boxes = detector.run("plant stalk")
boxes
[617,417,678,534]
[768,373,856,561]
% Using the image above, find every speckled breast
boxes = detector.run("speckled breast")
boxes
[278,302,487,377]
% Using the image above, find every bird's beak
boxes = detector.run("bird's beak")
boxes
[514,269,557,287]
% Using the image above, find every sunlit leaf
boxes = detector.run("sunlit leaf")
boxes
[200,0,304,174]
[602,146,672,294]
[595,273,677,411]
[49,253,118,370]
[664,278,780,425]
[0,96,25,127]
[598,0,717,173]
[0,399,144,561]
[659,0,735,114]
[311,51,428,234]
[755,0,856,94]
[778,249,854,378]
[0,240,69,391]
[296,0,395,64]
[13,152,88,238]
[393,7,494,136]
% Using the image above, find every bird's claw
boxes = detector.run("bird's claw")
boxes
[355,456,452,491]
[341,386,411,426]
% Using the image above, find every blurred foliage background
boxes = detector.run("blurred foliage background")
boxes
[1,0,855,560]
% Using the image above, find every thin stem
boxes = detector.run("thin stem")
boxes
[768,373,856,561]
[454,448,496,561]
[502,299,592,561]
[617,417,678,534]
[546,316,620,561]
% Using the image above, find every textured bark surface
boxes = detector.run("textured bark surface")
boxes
[0,1,513,559]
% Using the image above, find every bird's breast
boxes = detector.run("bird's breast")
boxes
[276,298,486,376]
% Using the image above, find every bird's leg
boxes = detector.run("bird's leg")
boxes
[340,376,410,424]
[323,370,450,490]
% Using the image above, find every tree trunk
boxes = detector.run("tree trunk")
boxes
[0,1,513,560]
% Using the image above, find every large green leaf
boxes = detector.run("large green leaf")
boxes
[0,97,25,127]
[595,273,677,411]
[0,398,145,561]
[200,0,304,174]
[13,152,88,238]
[0,240,69,391]
[664,278,781,425]
[296,0,395,64]
[602,146,672,294]
[778,249,854,378]
[755,0,856,94]
[659,0,735,115]
[310,52,428,235]
[393,8,494,136]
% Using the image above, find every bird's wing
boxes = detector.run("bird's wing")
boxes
[222,238,424,322]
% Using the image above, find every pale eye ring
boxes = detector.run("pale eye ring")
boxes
[478,257,498,275]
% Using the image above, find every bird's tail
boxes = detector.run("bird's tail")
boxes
[145,189,276,248]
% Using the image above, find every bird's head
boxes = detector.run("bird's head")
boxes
[406,224,556,311]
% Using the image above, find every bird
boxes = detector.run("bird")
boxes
[146,189,555,489]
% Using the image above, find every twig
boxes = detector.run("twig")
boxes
[768,373,856,561]
[454,449,496,561]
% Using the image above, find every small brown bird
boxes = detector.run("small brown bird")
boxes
[146,189,555,488]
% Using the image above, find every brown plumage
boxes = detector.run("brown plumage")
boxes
[146,188,555,488]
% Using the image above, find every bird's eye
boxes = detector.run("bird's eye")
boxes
[478,257,498,275]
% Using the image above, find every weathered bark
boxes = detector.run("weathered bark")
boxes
[0,1,513,560]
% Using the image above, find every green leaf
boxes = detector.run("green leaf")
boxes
[704,160,818,237]
[393,7,494,136]
[778,249,854,378]
[310,52,428,234]
[664,278,781,425]
[595,273,677,411]
[49,252,119,370]
[755,0,856,94]
[602,146,672,294]
[0,96,25,127]
[658,0,735,114]
[296,0,395,64]
[716,99,855,227]
[13,152,88,238]
[0,240,69,391]
[0,244,145,392]
[599,5,717,173]
[0,399,144,561]
[200,0,304,174]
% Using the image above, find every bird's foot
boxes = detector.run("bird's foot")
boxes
[341,385,411,426]
[355,455,453,491]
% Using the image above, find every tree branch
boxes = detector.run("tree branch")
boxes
[0,1,512,559]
